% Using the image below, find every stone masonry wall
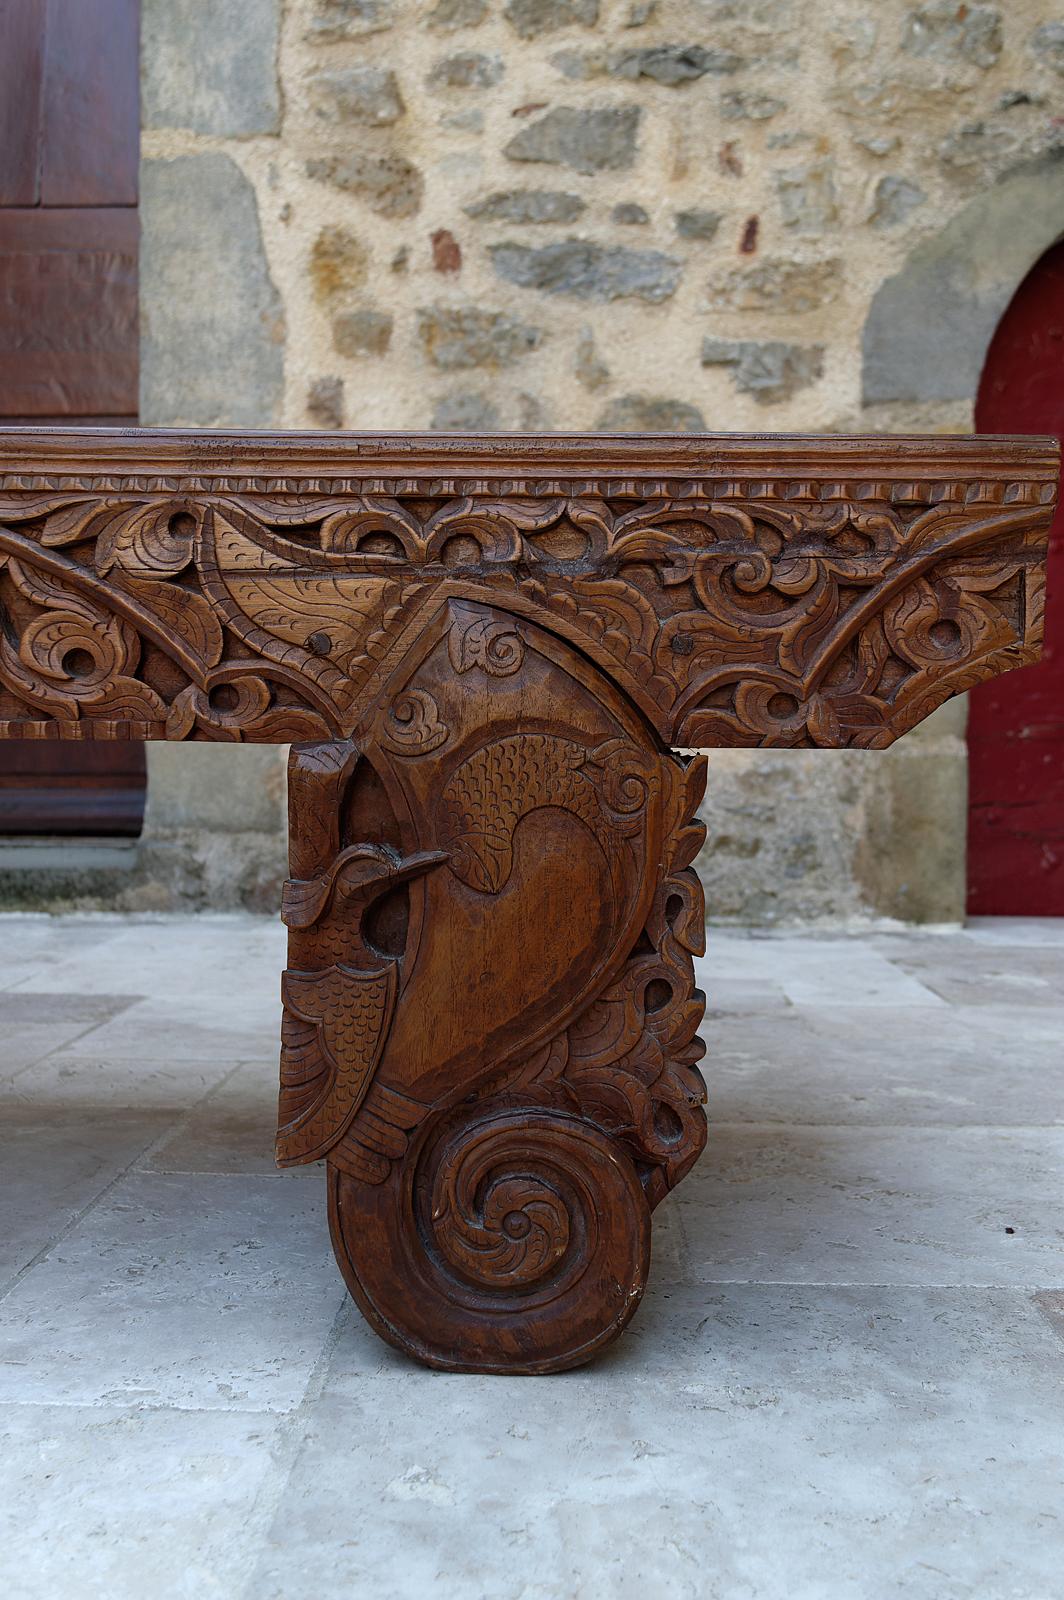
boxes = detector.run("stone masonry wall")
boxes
[134,0,1064,924]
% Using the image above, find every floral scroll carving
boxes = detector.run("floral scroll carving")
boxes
[0,430,1054,750]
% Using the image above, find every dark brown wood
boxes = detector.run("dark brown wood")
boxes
[0,0,47,206]
[0,425,1055,1371]
[0,211,138,418]
[0,0,139,208]
[37,0,140,207]
[0,741,144,833]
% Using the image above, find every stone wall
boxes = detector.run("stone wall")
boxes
[132,0,1064,924]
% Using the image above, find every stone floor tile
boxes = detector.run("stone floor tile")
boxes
[0,1022,110,1080]
[680,1124,1064,1287]
[47,998,281,1063]
[699,937,945,1008]
[876,941,1064,1007]
[140,1058,288,1175]
[2,1053,244,1111]
[0,1172,344,1412]
[0,1403,287,1600]
[250,1286,1063,1600]
[964,916,1064,947]
[704,1004,1064,1126]
[0,1107,170,1290]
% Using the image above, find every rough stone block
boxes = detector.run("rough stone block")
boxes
[332,310,393,357]
[306,0,393,40]
[505,106,640,175]
[705,257,842,313]
[306,376,345,429]
[142,0,280,136]
[426,0,487,26]
[701,337,824,402]
[427,52,504,91]
[595,394,706,431]
[611,44,744,84]
[503,0,598,39]
[775,159,839,234]
[140,156,283,428]
[901,2,1002,69]
[465,189,587,223]
[675,209,723,240]
[869,174,927,229]
[720,89,786,120]
[307,153,424,218]
[430,391,503,429]
[490,238,681,301]
[1030,21,1064,75]
[308,67,405,126]
[612,202,650,224]
[309,227,369,305]
[416,305,543,368]
[574,324,610,389]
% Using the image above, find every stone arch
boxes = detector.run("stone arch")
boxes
[862,153,1064,406]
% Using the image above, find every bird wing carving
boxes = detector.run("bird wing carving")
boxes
[277,962,397,1165]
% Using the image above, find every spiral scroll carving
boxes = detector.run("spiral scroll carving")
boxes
[330,1108,650,1373]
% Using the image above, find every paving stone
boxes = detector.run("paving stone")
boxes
[679,1124,1064,1287]
[0,1108,169,1289]
[0,1172,341,1411]
[878,939,1064,1006]
[246,1287,1064,1600]
[4,1049,245,1112]
[704,1004,1064,1126]
[0,1404,288,1600]
[140,1058,288,1176]
[700,933,945,1007]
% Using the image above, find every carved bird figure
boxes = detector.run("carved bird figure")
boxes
[276,843,447,1166]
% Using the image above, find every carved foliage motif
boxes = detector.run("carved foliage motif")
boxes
[0,440,1053,749]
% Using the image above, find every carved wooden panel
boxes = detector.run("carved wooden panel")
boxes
[0,426,1055,1374]
[0,430,1053,750]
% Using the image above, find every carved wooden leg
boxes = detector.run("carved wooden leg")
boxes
[276,600,708,1374]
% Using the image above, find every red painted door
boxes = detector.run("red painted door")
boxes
[968,240,1064,914]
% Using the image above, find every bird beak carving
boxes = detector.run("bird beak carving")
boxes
[282,845,449,930]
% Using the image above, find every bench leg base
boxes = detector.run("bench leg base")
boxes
[275,600,708,1373]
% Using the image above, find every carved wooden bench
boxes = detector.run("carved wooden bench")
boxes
[0,428,1055,1373]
